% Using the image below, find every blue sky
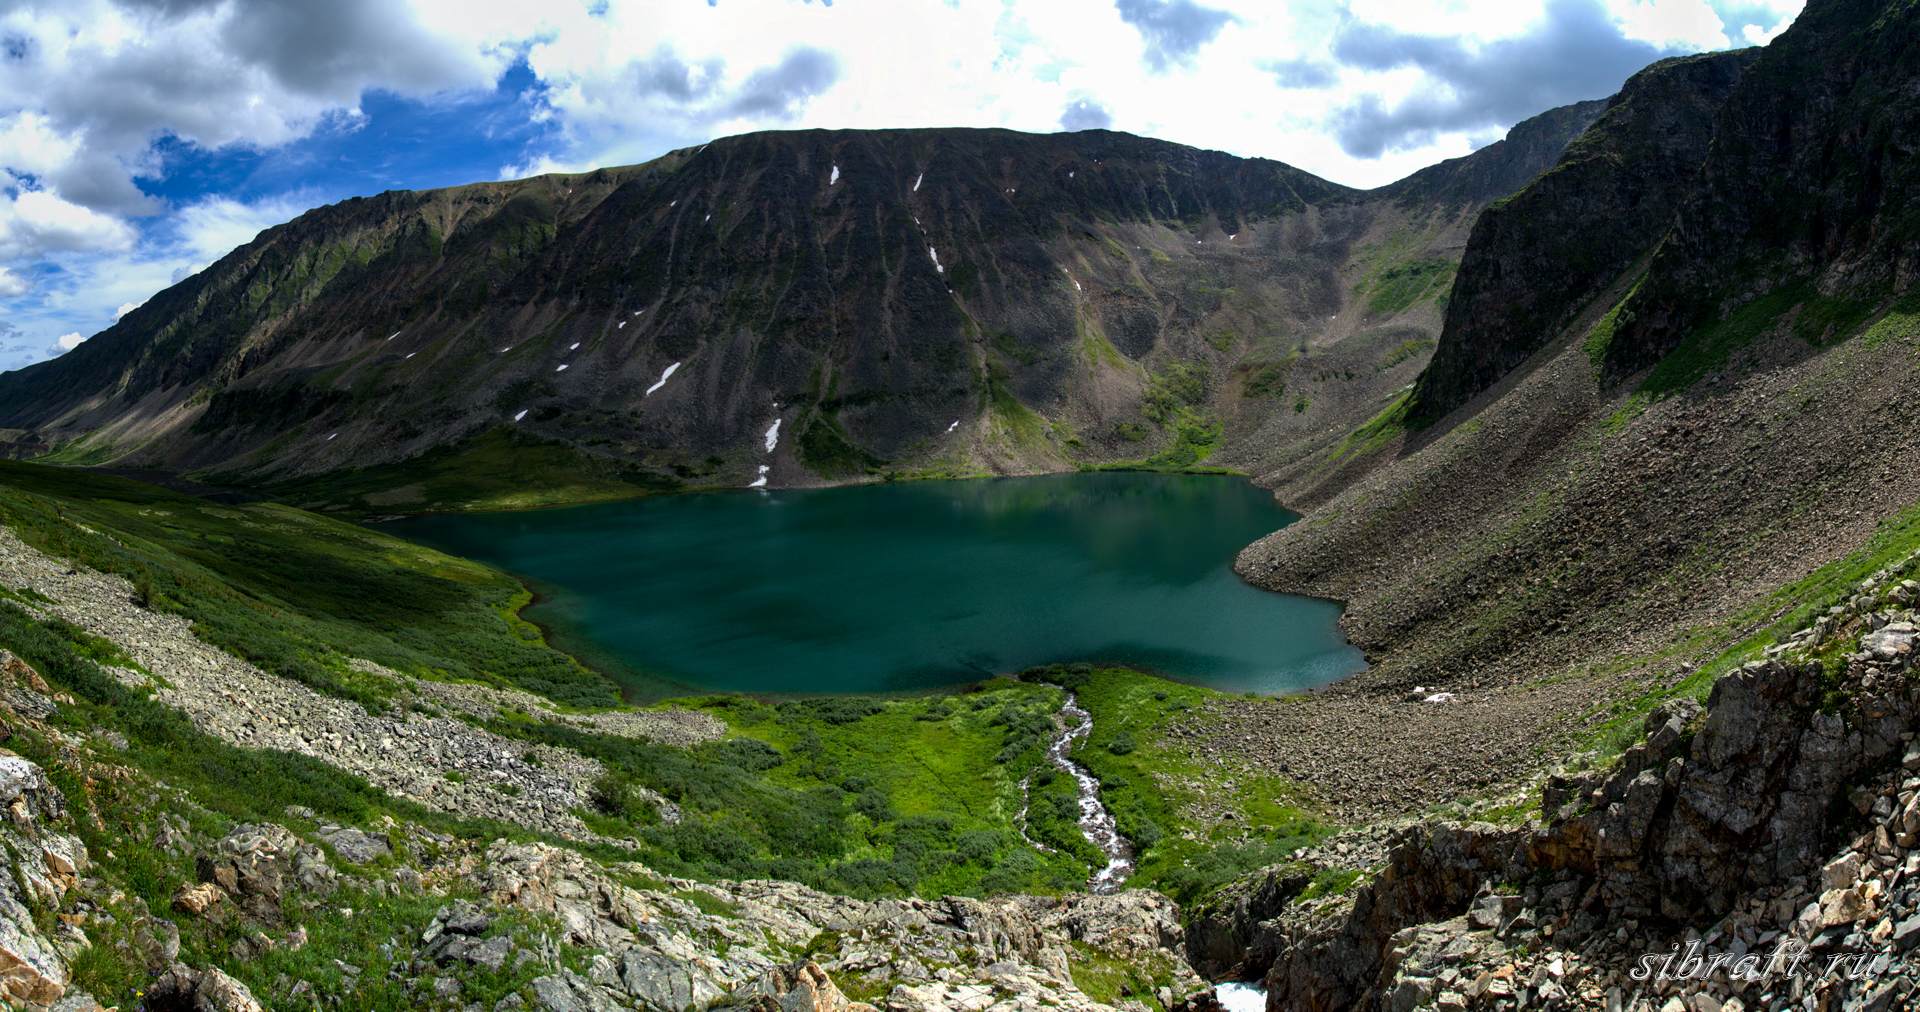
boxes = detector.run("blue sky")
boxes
[0,0,1802,372]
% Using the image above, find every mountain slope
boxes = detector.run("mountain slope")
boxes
[1232,0,1920,819]
[0,119,1596,510]
[1408,49,1759,425]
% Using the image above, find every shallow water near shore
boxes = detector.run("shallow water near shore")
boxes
[384,472,1364,697]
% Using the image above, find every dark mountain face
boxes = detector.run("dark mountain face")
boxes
[0,117,1593,505]
[1408,50,1759,424]
[1603,0,1920,375]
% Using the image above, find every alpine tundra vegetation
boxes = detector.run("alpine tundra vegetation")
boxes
[0,0,1918,1010]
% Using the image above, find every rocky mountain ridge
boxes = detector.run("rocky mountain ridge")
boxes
[0,113,1601,510]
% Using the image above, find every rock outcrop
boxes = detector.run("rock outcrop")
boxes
[1410,49,1758,423]
[1208,549,1920,1010]
[1606,0,1920,377]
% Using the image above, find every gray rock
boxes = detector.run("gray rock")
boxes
[618,947,727,1010]
[318,826,391,864]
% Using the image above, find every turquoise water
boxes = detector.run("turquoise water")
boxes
[383,472,1364,697]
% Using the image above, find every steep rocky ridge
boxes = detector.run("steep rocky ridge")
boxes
[1604,0,1920,377]
[0,116,1597,508]
[1408,49,1758,425]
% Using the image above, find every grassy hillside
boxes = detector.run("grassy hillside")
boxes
[0,460,618,707]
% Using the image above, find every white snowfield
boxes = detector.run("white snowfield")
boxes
[555,364,569,372]
[913,172,923,191]
[513,409,528,422]
[829,164,840,186]
[928,247,943,273]
[748,464,770,489]
[645,362,682,397]
[763,418,782,453]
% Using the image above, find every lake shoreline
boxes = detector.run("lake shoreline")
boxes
[384,471,1364,699]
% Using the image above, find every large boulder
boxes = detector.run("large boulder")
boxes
[141,963,265,1012]
[719,961,876,1012]
[197,823,333,918]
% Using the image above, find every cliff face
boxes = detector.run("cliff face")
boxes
[0,118,1592,504]
[1408,50,1758,424]
[1604,0,1920,375]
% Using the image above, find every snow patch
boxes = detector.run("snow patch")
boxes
[499,346,512,353]
[513,409,528,422]
[617,320,626,329]
[748,464,770,489]
[386,331,400,341]
[1227,233,1237,241]
[644,362,681,396]
[946,419,959,433]
[913,172,923,191]
[763,418,782,453]
[404,352,415,360]
[829,164,840,186]
[704,213,710,223]
[326,433,337,441]
[928,246,943,273]
[569,342,580,351]
[1068,170,1075,178]
[555,364,569,372]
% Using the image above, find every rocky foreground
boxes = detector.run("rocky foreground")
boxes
[0,524,1207,1011]
[1196,548,1920,1010]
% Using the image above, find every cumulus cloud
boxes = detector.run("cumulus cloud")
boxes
[174,194,313,263]
[1266,58,1339,89]
[1060,98,1113,131]
[0,0,511,223]
[55,331,85,351]
[0,265,24,296]
[1327,0,1678,158]
[0,188,139,259]
[1114,0,1236,71]
[724,49,840,118]
[505,42,842,177]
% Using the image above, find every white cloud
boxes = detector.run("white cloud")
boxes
[175,194,315,263]
[0,187,139,259]
[1613,0,1729,49]
[0,265,25,297]
[113,299,141,320]
[55,331,85,351]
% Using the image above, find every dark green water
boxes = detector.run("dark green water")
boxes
[383,472,1363,697]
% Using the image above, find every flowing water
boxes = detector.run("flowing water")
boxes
[1048,691,1135,892]
[384,472,1364,698]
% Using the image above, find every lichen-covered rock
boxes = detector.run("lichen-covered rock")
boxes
[0,750,88,1012]
[718,961,875,1012]
[143,963,266,1012]
[198,823,334,918]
